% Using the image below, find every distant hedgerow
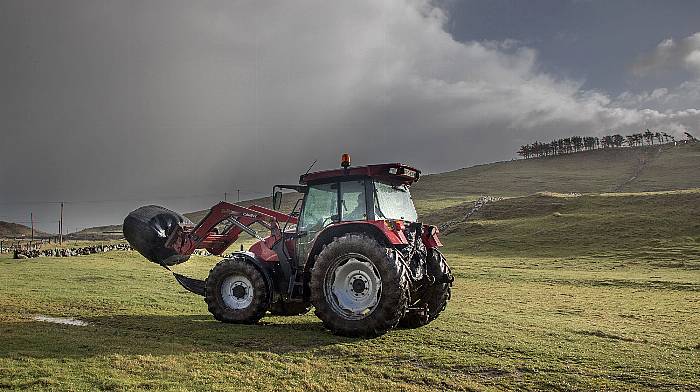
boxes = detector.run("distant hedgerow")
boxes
[517,130,697,159]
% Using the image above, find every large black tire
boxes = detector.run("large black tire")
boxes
[310,234,409,337]
[204,258,270,324]
[400,250,452,328]
[269,301,311,316]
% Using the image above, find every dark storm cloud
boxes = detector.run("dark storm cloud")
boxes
[1,0,699,232]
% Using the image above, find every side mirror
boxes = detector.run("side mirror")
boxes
[272,191,283,210]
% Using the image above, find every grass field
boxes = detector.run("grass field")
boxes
[1,250,698,391]
[2,190,699,391]
[1,144,699,391]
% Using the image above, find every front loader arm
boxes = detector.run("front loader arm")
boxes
[165,202,298,256]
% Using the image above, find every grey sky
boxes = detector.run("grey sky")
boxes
[1,0,699,233]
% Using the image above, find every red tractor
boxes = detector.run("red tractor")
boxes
[124,155,452,337]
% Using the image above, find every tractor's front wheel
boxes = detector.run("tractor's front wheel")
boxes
[205,258,270,324]
[311,234,409,337]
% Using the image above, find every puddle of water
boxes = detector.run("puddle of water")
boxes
[34,315,89,326]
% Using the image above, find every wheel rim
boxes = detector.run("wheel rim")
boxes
[221,275,254,309]
[324,254,382,320]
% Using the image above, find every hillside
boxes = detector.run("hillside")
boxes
[427,190,700,260]
[187,144,699,221]
[0,221,51,238]
[183,192,302,227]
[67,225,125,241]
[77,142,699,234]
[412,143,699,213]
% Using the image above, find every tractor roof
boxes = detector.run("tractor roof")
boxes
[299,163,421,185]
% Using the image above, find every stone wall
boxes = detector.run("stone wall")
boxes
[13,243,132,259]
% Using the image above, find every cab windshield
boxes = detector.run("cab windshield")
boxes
[373,181,418,222]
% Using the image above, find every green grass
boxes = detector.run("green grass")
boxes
[624,144,700,192]
[1,248,698,391]
[434,190,700,261]
[1,189,699,391]
[1,145,699,390]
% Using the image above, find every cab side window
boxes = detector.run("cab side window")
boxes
[299,183,338,232]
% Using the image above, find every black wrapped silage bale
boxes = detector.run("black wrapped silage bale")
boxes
[123,205,192,266]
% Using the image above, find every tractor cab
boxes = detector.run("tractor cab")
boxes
[270,158,426,267]
[295,162,421,263]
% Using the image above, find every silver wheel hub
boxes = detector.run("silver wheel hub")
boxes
[221,275,253,309]
[326,256,382,320]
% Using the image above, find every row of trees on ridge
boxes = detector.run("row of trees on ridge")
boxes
[517,130,689,159]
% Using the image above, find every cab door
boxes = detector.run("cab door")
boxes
[296,182,338,266]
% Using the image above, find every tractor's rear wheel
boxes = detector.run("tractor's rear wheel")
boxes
[311,234,409,337]
[205,258,270,324]
[400,250,452,328]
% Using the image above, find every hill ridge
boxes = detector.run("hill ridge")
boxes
[0,221,51,238]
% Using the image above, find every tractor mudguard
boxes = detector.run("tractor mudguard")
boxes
[316,221,409,247]
[303,221,408,275]
[232,251,279,297]
[228,251,285,304]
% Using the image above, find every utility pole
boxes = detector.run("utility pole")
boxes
[30,212,34,241]
[237,189,240,202]
[224,192,227,202]
[59,202,63,245]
